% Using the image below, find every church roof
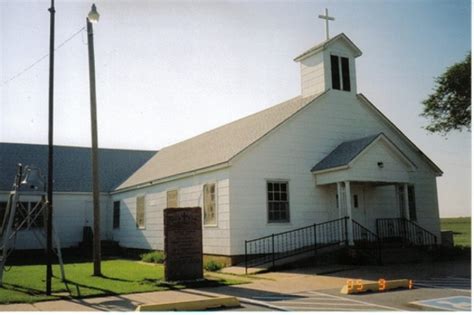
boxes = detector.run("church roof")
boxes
[311,133,381,172]
[293,33,363,62]
[311,132,418,173]
[116,93,325,191]
[0,143,156,192]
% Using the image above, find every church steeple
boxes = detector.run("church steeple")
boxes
[294,33,362,97]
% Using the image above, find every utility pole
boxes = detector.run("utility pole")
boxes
[87,4,102,277]
[46,0,55,295]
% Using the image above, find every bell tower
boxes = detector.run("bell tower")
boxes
[294,31,362,97]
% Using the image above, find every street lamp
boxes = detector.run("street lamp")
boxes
[88,4,100,23]
[87,3,102,277]
[46,0,55,296]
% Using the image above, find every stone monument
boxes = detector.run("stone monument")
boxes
[164,207,203,281]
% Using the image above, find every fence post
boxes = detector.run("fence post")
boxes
[244,240,248,275]
[271,234,275,269]
[313,224,317,255]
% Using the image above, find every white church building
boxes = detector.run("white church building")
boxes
[111,33,443,264]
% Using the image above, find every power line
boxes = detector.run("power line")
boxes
[1,26,86,87]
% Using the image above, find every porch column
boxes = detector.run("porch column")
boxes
[345,181,354,245]
[337,182,343,218]
[403,183,410,219]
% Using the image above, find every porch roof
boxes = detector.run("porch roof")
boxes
[311,133,417,185]
[311,133,381,172]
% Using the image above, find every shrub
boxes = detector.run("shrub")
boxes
[141,251,165,264]
[204,260,224,272]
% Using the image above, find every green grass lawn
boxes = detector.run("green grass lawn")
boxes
[0,259,246,304]
[440,217,471,247]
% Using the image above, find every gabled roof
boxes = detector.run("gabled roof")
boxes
[311,133,417,173]
[293,33,363,62]
[357,94,443,176]
[311,134,380,172]
[117,93,325,191]
[0,143,156,192]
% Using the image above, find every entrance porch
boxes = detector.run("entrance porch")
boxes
[322,180,416,245]
[311,133,419,245]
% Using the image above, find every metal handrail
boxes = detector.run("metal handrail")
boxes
[245,217,349,272]
[246,217,351,243]
[376,218,437,247]
[352,219,382,265]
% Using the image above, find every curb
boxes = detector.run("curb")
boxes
[135,296,240,311]
[237,297,289,311]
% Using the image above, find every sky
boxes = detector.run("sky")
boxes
[0,0,471,218]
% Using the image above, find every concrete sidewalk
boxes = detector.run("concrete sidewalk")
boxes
[0,260,469,312]
[0,290,227,312]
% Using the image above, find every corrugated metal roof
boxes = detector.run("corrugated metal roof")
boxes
[117,93,323,190]
[311,133,381,172]
[0,143,156,192]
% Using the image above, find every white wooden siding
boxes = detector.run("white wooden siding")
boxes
[300,52,325,97]
[229,90,441,255]
[111,168,231,255]
[298,37,359,97]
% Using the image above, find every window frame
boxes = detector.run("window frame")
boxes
[353,194,359,208]
[330,55,341,90]
[330,54,351,92]
[341,56,351,91]
[136,195,146,230]
[203,183,218,227]
[266,180,291,224]
[113,200,120,230]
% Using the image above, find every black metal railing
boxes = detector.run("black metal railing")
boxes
[352,219,382,265]
[245,217,348,272]
[376,218,437,247]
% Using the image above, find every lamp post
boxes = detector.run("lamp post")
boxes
[46,0,55,296]
[87,3,102,277]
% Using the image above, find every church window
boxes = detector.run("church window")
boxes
[267,181,290,223]
[136,196,145,229]
[341,57,351,91]
[167,189,178,208]
[353,194,359,208]
[330,55,341,90]
[203,183,217,226]
[331,55,351,92]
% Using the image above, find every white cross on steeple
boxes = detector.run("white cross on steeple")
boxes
[318,8,335,40]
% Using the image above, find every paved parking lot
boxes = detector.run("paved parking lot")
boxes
[236,277,471,311]
[204,259,472,311]
[0,259,470,311]
[247,290,402,311]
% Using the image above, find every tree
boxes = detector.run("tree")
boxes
[421,52,471,134]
